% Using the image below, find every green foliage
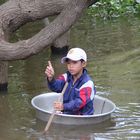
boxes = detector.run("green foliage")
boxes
[0,0,7,5]
[88,0,140,19]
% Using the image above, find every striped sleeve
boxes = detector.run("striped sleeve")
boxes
[79,80,95,100]
[79,80,95,108]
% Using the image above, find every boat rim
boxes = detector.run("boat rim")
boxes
[31,93,116,118]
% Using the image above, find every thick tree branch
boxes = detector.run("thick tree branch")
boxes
[0,0,90,60]
[0,0,68,33]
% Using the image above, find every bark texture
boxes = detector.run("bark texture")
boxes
[44,18,70,53]
[0,0,97,60]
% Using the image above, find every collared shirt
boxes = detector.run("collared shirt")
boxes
[48,69,96,115]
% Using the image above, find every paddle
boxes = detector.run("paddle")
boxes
[43,82,68,134]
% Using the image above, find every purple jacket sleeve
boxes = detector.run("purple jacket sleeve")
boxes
[47,74,66,93]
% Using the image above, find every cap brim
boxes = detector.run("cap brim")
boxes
[61,56,81,64]
[61,57,67,64]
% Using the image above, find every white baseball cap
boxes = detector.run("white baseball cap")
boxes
[61,48,87,63]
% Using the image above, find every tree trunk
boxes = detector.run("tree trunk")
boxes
[44,18,69,54]
[0,18,9,92]
[0,61,8,92]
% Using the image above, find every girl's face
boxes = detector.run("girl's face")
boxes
[66,59,86,76]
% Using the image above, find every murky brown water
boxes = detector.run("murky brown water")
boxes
[0,14,140,140]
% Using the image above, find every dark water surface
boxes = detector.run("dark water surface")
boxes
[0,15,140,140]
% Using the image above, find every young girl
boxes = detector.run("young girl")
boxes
[45,48,96,115]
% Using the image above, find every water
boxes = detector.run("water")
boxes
[0,15,140,140]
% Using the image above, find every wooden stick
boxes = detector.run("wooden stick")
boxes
[44,82,68,133]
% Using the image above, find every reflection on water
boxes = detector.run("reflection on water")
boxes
[0,15,140,139]
[28,119,116,140]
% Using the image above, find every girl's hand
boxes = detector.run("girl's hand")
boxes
[45,61,54,81]
[54,101,64,111]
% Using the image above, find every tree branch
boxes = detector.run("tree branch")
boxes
[0,0,68,33]
[0,0,89,60]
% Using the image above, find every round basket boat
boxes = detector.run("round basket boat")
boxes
[31,93,116,125]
